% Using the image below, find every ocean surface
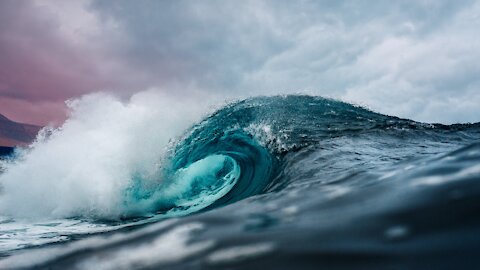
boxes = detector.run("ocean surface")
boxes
[1,95,480,269]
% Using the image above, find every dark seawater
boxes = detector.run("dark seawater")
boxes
[1,95,480,269]
[0,147,13,157]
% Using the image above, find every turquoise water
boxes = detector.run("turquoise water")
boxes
[1,95,480,269]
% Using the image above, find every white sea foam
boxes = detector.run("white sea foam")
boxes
[0,90,211,219]
[244,123,290,152]
[0,219,179,269]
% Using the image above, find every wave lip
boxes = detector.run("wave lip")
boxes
[150,154,241,216]
[165,129,276,216]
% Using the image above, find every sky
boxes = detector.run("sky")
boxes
[1,0,480,125]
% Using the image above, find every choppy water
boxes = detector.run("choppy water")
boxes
[1,95,480,269]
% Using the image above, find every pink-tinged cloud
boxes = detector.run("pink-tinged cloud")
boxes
[0,97,67,126]
[0,1,112,125]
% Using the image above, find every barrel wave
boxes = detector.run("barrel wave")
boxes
[121,95,480,219]
[1,95,480,270]
[121,98,281,217]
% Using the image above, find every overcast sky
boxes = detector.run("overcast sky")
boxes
[1,0,480,125]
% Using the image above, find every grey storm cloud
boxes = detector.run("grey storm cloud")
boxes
[87,0,480,123]
[1,0,480,124]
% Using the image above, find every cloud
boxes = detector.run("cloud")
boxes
[0,0,108,123]
[0,97,67,125]
[0,1,103,100]
[1,0,479,124]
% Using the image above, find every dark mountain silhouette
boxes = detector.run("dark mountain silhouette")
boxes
[0,114,41,147]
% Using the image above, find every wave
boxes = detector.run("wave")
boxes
[2,94,480,269]
[0,94,479,222]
